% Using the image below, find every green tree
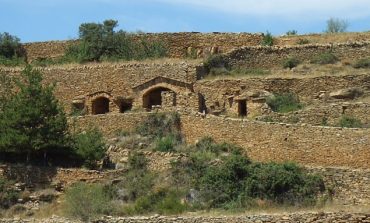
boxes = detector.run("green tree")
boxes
[325,18,348,33]
[0,32,22,59]
[0,66,69,162]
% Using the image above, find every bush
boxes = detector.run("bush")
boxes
[0,33,23,59]
[0,178,19,209]
[285,30,297,36]
[133,188,186,215]
[244,162,325,205]
[154,135,177,152]
[136,112,181,140]
[203,54,230,73]
[296,38,310,45]
[66,20,167,63]
[261,31,274,46]
[338,115,363,128]
[266,93,303,113]
[64,182,113,221]
[73,128,107,169]
[353,58,370,69]
[283,57,300,69]
[325,18,348,33]
[310,52,338,64]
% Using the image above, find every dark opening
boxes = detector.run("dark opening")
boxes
[143,87,172,110]
[198,93,207,113]
[120,99,133,113]
[92,97,110,115]
[238,100,247,117]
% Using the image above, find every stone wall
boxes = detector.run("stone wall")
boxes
[0,61,202,114]
[3,212,369,223]
[21,32,263,61]
[195,74,370,115]
[70,113,370,169]
[180,115,370,169]
[257,102,370,127]
[226,42,370,69]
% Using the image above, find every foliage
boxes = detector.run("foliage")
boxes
[244,162,325,205]
[285,30,298,36]
[132,188,186,215]
[0,66,69,161]
[136,112,181,140]
[65,20,167,63]
[0,32,26,67]
[72,127,107,169]
[154,135,177,152]
[64,182,113,221]
[325,18,348,33]
[338,115,363,128]
[261,31,274,46]
[283,57,300,69]
[0,178,20,209]
[203,54,230,73]
[266,93,303,113]
[310,52,339,64]
[296,38,310,45]
[353,58,370,69]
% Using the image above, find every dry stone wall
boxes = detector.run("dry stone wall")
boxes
[70,113,370,169]
[0,62,201,114]
[226,42,370,69]
[195,74,370,111]
[3,212,369,223]
[21,33,263,61]
[180,115,370,169]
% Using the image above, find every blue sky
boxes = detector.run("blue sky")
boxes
[1,0,370,43]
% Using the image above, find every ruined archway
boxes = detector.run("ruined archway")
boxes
[143,87,176,110]
[92,97,110,115]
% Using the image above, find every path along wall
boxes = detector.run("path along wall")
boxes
[226,42,370,69]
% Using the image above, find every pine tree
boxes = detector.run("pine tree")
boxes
[0,66,68,162]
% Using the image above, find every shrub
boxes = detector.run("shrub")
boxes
[0,33,23,59]
[244,162,325,205]
[66,20,167,63]
[73,128,107,169]
[133,188,186,215]
[64,182,113,221]
[310,52,338,64]
[283,57,300,69]
[203,54,230,73]
[0,178,19,209]
[266,93,303,113]
[297,38,310,45]
[338,115,363,128]
[154,135,177,152]
[285,30,297,36]
[353,58,370,69]
[136,112,181,140]
[325,18,348,33]
[261,31,274,46]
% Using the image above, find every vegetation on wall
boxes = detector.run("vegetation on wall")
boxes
[266,93,303,113]
[283,57,300,69]
[337,115,363,128]
[310,52,339,64]
[261,31,274,46]
[64,20,167,63]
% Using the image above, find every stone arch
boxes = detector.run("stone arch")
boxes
[92,97,110,115]
[86,91,116,115]
[142,85,178,110]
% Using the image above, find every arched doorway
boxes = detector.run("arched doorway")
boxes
[143,87,176,110]
[92,97,110,115]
